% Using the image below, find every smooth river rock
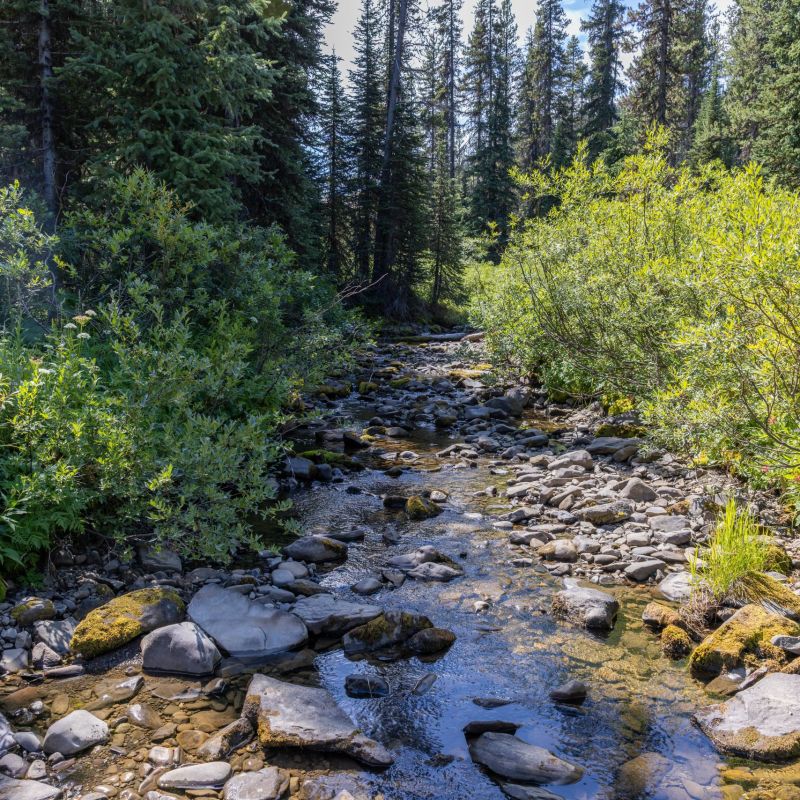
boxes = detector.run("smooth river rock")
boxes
[187,584,307,659]
[468,732,583,785]
[283,535,348,563]
[223,767,289,800]
[241,673,394,767]
[158,762,231,789]
[42,710,108,755]
[694,673,800,760]
[291,594,382,636]
[0,775,61,800]
[142,621,221,675]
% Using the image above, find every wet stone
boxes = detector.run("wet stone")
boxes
[344,675,390,698]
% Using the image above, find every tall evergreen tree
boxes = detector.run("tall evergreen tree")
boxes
[552,35,587,167]
[463,0,517,246]
[581,0,625,156]
[688,59,734,166]
[749,0,800,186]
[317,52,351,278]
[349,0,387,282]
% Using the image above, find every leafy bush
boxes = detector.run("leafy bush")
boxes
[0,174,363,572]
[471,133,800,515]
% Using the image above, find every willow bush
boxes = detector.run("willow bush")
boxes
[471,133,800,515]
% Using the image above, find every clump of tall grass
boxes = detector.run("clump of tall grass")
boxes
[690,499,771,601]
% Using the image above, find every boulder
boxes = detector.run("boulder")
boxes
[576,501,633,525]
[223,767,289,800]
[549,680,587,704]
[552,580,619,631]
[689,604,800,678]
[624,559,665,582]
[406,627,456,654]
[406,562,463,582]
[241,674,393,767]
[537,540,578,563]
[10,598,55,627]
[70,588,184,658]
[42,710,108,755]
[141,621,221,676]
[291,594,381,636]
[344,675,390,698]
[657,572,694,602]
[468,732,583,785]
[547,450,593,471]
[619,478,658,503]
[283,535,347,563]
[138,546,183,573]
[641,602,682,630]
[187,584,307,659]
[386,546,459,572]
[661,625,692,658]
[405,496,443,520]
[34,620,75,655]
[0,776,61,800]
[343,611,433,655]
[586,437,640,455]
[694,673,800,760]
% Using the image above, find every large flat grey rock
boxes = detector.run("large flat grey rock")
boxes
[552,579,618,630]
[188,584,307,659]
[241,674,393,767]
[694,673,800,760]
[158,762,231,789]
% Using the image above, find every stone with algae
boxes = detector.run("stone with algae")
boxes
[70,588,184,658]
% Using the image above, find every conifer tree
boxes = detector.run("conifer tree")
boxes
[317,52,351,278]
[349,0,387,281]
[581,0,625,156]
[688,59,734,166]
[552,36,588,167]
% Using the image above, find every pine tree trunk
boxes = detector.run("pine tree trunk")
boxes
[39,0,57,225]
[371,0,409,303]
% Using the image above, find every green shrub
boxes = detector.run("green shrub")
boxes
[471,132,800,516]
[0,175,364,572]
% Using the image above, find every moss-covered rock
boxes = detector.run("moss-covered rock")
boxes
[70,588,185,659]
[661,625,692,659]
[297,449,365,471]
[312,382,351,398]
[405,495,443,520]
[389,377,412,389]
[358,381,379,394]
[595,421,647,439]
[342,610,433,655]
[689,604,799,678]
[642,602,682,630]
[738,572,800,619]
[11,597,56,626]
[764,544,794,576]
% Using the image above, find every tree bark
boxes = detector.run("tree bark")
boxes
[39,0,57,225]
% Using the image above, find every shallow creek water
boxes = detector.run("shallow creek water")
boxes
[291,409,728,800]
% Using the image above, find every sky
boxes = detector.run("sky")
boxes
[324,0,733,73]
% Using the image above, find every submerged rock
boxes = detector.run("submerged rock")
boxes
[694,673,800,760]
[342,610,434,655]
[283,535,348,563]
[188,584,307,659]
[344,674,390,698]
[241,674,394,767]
[552,580,619,631]
[468,731,583,785]
[405,495,443,520]
[70,588,184,658]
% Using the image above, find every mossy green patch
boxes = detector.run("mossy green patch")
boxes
[405,495,443,520]
[297,449,365,471]
[763,544,793,576]
[70,587,184,659]
[11,597,55,626]
[661,624,692,658]
[689,604,799,678]
[358,381,378,394]
[596,422,647,438]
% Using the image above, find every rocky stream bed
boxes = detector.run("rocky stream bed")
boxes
[2,333,800,800]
